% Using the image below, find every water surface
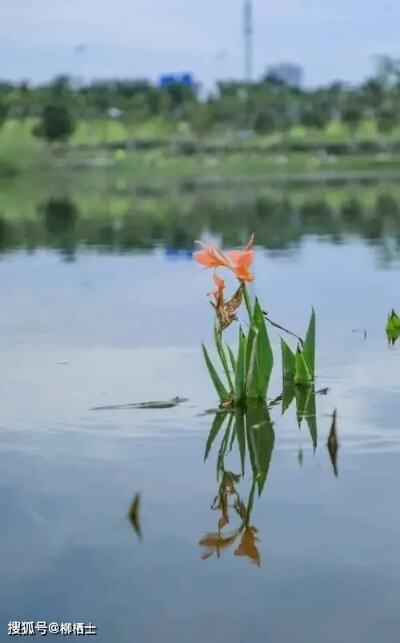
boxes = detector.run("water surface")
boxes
[0,178,400,642]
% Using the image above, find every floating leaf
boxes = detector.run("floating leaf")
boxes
[281,338,296,381]
[202,344,230,401]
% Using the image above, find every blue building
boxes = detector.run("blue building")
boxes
[159,73,195,88]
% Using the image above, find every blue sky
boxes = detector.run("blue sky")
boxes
[1,0,399,87]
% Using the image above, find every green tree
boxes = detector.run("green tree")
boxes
[342,105,363,138]
[0,100,8,129]
[33,104,75,144]
[376,106,397,137]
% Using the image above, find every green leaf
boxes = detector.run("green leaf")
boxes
[386,309,400,333]
[234,328,247,403]
[252,299,274,399]
[214,324,234,392]
[386,310,400,345]
[295,347,313,386]
[281,338,296,381]
[303,308,316,376]
[204,412,228,461]
[244,321,257,380]
[246,329,260,400]
[227,344,237,373]
[202,344,230,401]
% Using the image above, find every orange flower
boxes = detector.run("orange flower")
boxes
[193,241,230,270]
[194,236,254,283]
[209,272,225,305]
[226,235,254,283]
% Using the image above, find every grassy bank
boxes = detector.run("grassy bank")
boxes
[2,117,400,181]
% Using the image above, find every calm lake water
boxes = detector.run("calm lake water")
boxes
[1,177,400,642]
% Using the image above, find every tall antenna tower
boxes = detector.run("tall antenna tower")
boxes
[243,0,253,83]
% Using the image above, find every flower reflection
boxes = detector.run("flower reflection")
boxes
[234,526,261,567]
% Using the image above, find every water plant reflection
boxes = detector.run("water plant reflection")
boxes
[200,387,341,564]
[199,404,274,566]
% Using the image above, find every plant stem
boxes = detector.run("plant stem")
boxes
[263,312,304,345]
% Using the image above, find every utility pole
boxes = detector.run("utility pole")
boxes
[244,0,253,83]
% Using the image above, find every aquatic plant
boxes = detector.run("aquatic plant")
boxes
[386,309,400,345]
[280,309,316,386]
[194,235,316,406]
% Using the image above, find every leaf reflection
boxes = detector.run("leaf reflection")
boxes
[200,386,340,564]
[128,493,142,541]
[327,410,339,477]
[199,405,274,566]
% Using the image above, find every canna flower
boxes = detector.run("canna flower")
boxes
[193,241,231,270]
[194,235,254,283]
[226,234,254,283]
[209,272,225,306]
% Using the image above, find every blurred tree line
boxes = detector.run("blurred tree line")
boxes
[1,56,400,144]
[1,189,400,265]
